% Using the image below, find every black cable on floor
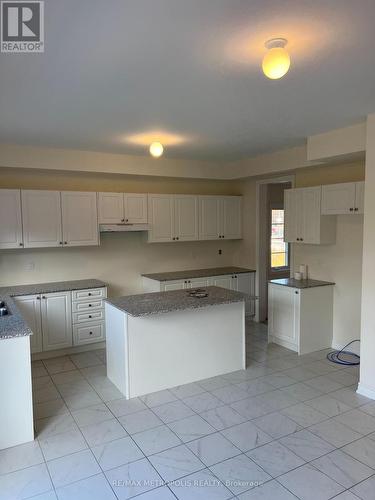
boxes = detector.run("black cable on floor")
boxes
[326,339,360,366]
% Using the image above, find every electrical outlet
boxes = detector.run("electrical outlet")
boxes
[218,249,222,255]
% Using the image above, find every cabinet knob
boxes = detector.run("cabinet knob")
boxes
[88,315,92,318]
[88,293,92,296]
[350,207,354,212]
[354,207,359,212]
[295,291,299,294]
[125,218,129,222]
[19,242,24,246]
[89,331,93,335]
[173,237,176,241]
[88,304,92,307]
[222,235,225,238]
[59,241,63,245]
[121,218,125,222]
[176,237,179,241]
[36,296,41,300]
[42,296,46,299]
[300,238,304,241]
[64,241,67,245]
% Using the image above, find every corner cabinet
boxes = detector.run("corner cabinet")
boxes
[321,181,364,215]
[0,189,23,249]
[268,283,333,355]
[284,187,336,244]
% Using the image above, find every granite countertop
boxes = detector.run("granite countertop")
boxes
[269,278,335,289]
[0,279,107,340]
[142,267,256,282]
[106,286,248,317]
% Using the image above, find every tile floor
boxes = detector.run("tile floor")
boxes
[1,321,374,500]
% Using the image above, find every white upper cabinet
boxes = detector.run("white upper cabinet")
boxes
[124,194,148,223]
[284,187,336,244]
[61,191,99,247]
[321,181,365,215]
[148,194,175,242]
[174,195,198,241]
[98,192,148,224]
[98,193,124,223]
[199,196,220,240]
[22,190,63,248]
[0,189,23,249]
[221,196,242,240]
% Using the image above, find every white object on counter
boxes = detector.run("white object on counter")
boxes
[294,272,302,280]
[0,336,34,449]
[299,264,308,280]
[106,301,245,399]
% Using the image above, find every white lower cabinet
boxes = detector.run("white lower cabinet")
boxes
[41,292,72,351]
[268,283,333,355]
[13,286,107,354]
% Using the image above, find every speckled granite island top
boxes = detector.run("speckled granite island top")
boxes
[270,278,335,289]
[106,286,247,317]
[0,279,106,340]
[142,266,255,282]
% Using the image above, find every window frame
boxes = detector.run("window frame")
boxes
[269,205,290,272]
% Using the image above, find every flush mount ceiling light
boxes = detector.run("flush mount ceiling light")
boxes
[149,141,164,158]
[262,38,290,79]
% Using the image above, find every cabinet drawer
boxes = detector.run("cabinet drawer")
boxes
[73,321,105,345]
[72,299,104,313]
[72,287,107,301]
[73,310,104,324]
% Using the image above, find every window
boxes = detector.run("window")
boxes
[270,209,289,269]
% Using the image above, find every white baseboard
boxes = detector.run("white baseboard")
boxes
[357,382,375,400]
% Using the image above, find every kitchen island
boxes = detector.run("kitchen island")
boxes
[105,286,246,398]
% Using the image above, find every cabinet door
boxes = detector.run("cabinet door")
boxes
[161,280,186,291]
[236,273,256,316]
[212,275,232,290]
[221,196,242,239]
[174,195,198,241]
[98,193,124,223]
[41,292,72,351]
[284,189,299,243]
[0,189,23,249]
[187,277,211,288]
[199,196,220,240]
[13,295,43,353]
[301,187,321,244]
[355,181,365,214]
[124,194,148,223]
[148,195,174,242]
[321,183,356,215]
[22,190,62,248]
[268,284,299,350]
[61,191,99,246]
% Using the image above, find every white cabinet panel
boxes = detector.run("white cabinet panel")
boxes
[222,196,242,239]
[98,193,124,223]
[321,183,356,215]
[72,287,106,301]
[212,275,232,290]
[187,277,211,288]
[174,195,198,241]
[199,196,220,240]
[268,285,299,350]
[301,187,321,244]
[124,194,148,223]
[22,190,62,248]
[355,181,365,214]
[161,280,186,291]
[0,189,23,249]
[148,194,174,242]
[41,292,72,351]
[235,273,255,316]
[284,189,299,243]
[13,295,43,353]
[61,191,99,246]
[73,322,105,345]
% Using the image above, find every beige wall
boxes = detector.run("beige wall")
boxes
[294,160,365,350]
[0,168,243,297]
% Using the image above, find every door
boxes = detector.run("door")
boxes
[0,189,23,249]
[199,196,220,240]
[124,194,148,223]
[148,195,174,242]
[61,191,99,246]
[301,187,321,244]
[98,192,124,223]
[41,292,72,351]
[21,190,62,248]
[161,280,186,291]
[212,275,232,290]
[13,295,43,353]
[321,183,356,215]
[355,181,365,214]
[221,197,242,239]
[268,284,299,350]
[174,195,198,241]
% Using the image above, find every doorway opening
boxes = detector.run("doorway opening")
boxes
[255,176,294,323]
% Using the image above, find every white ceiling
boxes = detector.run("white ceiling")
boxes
[0,0,374,161]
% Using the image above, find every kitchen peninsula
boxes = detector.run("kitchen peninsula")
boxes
[105,286,247,398]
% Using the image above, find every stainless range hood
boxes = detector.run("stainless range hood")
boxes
[99,224,150,233]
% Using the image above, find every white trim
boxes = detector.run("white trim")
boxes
[255,175,295,322]
[357,382,375,401]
